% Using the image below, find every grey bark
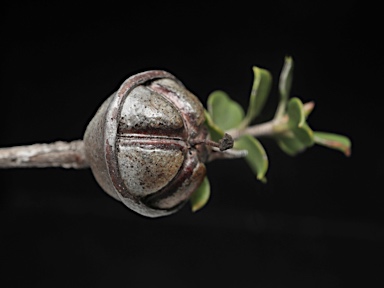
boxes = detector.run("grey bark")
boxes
[0,140,89,169]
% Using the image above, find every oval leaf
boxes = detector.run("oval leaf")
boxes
[242,66,272,126]
[190,176,211,212]
[287,97,306,128]
[234,135,268,182]
[303,101,315,119]
[292,123,314,147]
[207,90,244,131]
[275,123,314,156]
[314,132,352,156]
[276,134,307,156]
[279,56,294,101]
[275,56,294,119]
[204,110,224,142]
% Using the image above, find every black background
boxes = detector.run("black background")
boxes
[1,2,382,287]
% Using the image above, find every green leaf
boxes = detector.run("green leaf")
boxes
[292,122,314,147]
[275,122,314,156]
[234,135,268,182]
[275,97,314,155]
[275,56,294,119]
[303,101,315,119]
[207,90,244,131]
[242,66,272,127]
[276,135,307,156]
[275,126,314,156]
[204,110,224,142]
[190,176,211,212]
[287,97,306,128]
[279,56,294,101]
[314,132,352,156]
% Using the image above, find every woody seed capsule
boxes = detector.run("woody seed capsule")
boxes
[83,70,210,217]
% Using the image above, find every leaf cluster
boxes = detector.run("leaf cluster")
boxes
[190,57,351,212]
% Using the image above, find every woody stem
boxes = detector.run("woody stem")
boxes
[0,140,89,169]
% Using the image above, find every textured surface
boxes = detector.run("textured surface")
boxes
[149,78,206,135]
[0,140,87,169]
[117,144,184,196]
[84,72,208,217]
[114,77,208,215]
[119,85,184,136]
[83,94,120,200]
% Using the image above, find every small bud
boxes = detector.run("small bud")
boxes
[218,133,234,151]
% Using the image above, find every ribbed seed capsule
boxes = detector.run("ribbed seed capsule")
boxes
[84,70,209,217]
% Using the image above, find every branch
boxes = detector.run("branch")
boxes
[226,101,315,140]
[0,140,89,169]
[227,120,278,140]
